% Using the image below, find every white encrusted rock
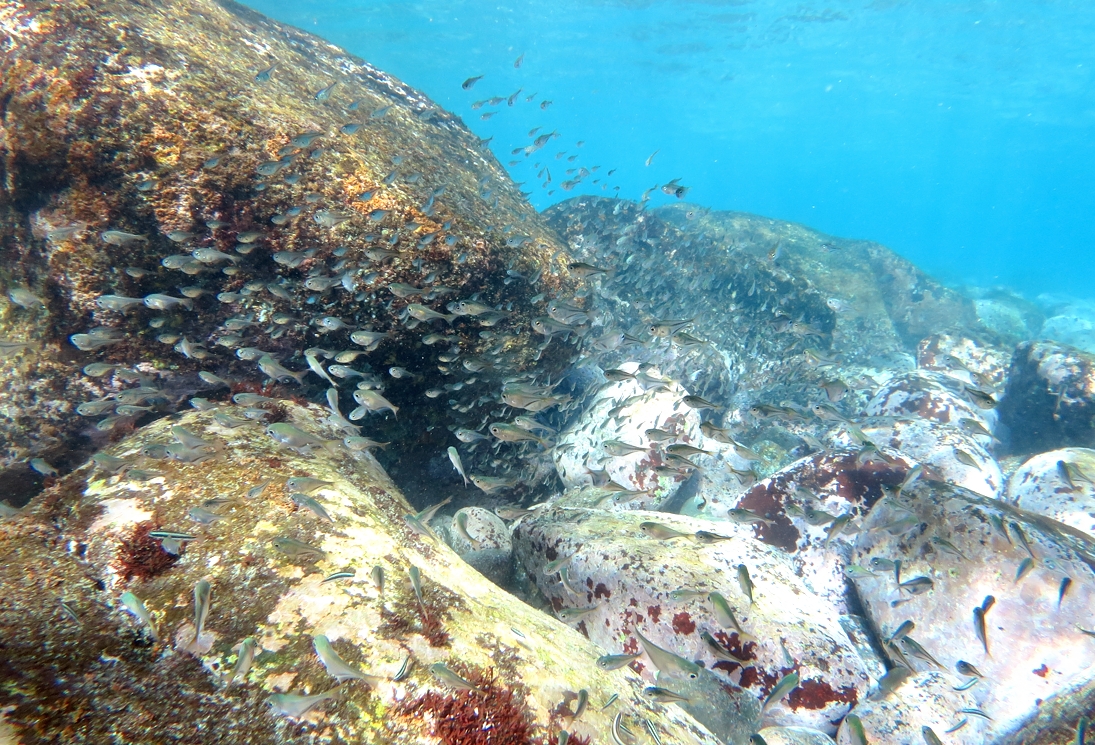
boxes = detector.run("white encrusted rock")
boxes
[691,449,910,613]
[848,481,1095,741]
[449,506,512,553]
[758,725,837,745]
[859,416,1002,498]
[512,501,872,734]
[1004,448,1095,536]
[834,671,990,744]
[864,370,996,433]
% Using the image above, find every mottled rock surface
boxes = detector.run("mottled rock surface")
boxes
[0,402,723,744]
[0,0,578,502]
[513,502,872,734]
[834,672,990,745]
[540,198,984,431]
[1004,448,1095,535]
[998,341,1095,454]
[848,481,1095,741]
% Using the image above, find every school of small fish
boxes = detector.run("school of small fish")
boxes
[1,25,1091,745]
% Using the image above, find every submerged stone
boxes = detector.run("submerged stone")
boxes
[0,401,722,743]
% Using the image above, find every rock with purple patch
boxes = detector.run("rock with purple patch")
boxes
[916,333,1010,391]
[864,370,996,433]
[847,480,1095,741]
[996,340,1095,455]
[856,416,1002,498]
[693,449,908,612]
[834,671,990,745]
[512,499,873,734]
[1003,448,1095,536]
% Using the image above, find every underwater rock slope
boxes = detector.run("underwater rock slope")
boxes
[0,0,575,497]
[0,402,720,744]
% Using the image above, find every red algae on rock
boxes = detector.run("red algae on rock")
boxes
[116,521,181,581]
[398,663,546,745]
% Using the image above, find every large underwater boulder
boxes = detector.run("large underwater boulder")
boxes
[0,0,578,503]
[540,197,983,415]
[0,400,722,744]
[847,480,1095,742]
[512,502,873,735]
[997,341,1095,454]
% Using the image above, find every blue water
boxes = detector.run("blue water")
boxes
[244,0,1095,300]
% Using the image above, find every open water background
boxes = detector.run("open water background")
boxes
[244,0,1095,300]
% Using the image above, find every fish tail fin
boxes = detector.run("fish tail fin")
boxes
[323,439,343,455]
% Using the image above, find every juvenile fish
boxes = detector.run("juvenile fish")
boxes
[192,579,212,642]
[120,591,158,641]
[101,230,148,246]
[447,446,468,487]
[291,493,335,522]
[640,521,692,540]
[268,688,341,718]
[973,606,989,655]
[597,653,642,671]
[725,508,773,526]
[869,666,911,700]
[708,592,755,641]
[409,565,425,610]
[271,536,325,560]
[429,661,482,692]
[227,637,257,685]
[470,474,518,493]
[402,512,437,541]
[762,672,799,711]
[313,635,382,683]
[557,606,599,622]
[633,628,700,679]
[737,564,755,605]
[644,686,690,704]
[267,423,340,453]
[844,714,868,745]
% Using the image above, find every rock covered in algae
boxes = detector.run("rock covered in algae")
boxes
[512,501,872,734]
[847,480,1095,741]
[997,341,1095,454]
[541,197,979,409]
[0,0,578,500]
[0,401,724,745]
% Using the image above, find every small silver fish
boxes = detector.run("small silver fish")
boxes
[762,672,799,711]
[120,591,158,641]
[596,653,642,671]
[227,637,257,685]
[556,606,599,622]
[193,579,211,641]
[737,564,755,605]
[453,510,480,549]
[291,493,335,522]
[639,522,692,540]
[429,661,482,692]
[643,686,690,704]
[313,635,382,683]
[447,446,468,487]
[267,688,341,718]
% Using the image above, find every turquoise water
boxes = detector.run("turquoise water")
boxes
[243,0,1095,299]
